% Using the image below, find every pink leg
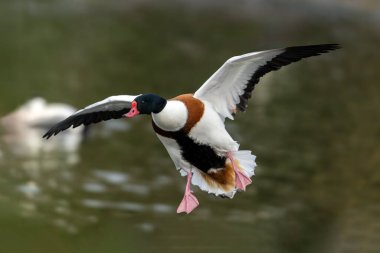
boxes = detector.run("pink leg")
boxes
[177,171,199,214]
[227,152,252,191]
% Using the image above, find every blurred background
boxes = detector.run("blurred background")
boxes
[0,0,379,252]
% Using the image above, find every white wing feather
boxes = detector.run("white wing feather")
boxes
[74,95,140,116]
[194,49,283,120]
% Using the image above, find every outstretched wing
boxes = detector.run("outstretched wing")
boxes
[194,44,340,120]
[43,95,139,139]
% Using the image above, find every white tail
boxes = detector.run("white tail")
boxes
[190,150,257,198]
[230,150,257,178]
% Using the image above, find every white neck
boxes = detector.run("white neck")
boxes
[152,100,187,131]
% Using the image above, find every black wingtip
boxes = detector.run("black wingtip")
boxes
[236,43,341,113]
[42,128,58,139]
[328,43,341,50]
[42,131,52,139]
[310,43,340,49]
[316,43,341,51]
[286,43,341,54]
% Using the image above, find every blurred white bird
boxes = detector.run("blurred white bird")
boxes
[0,97,83,158]
[1,97,80,131]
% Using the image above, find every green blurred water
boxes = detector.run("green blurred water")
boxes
[0,1,379,253]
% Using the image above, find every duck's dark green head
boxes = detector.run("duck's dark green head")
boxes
[126,94,167,117]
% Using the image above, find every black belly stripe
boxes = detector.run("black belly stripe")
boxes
[152,121,226,173]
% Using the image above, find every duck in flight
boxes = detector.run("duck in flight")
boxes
[43,44,340,214]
